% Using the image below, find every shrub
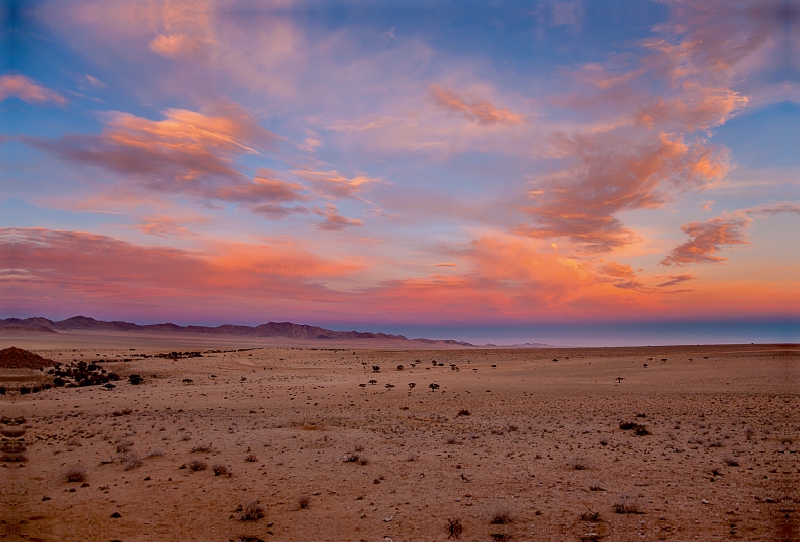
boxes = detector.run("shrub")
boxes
[581,511,601,521]
[589,480,605,491]
[343,452,368,465]
[244,453,258,462]
[65,465,87,483]
[568,457,590,470]
[298,495,311,509]
[489,508,513,524]
[145,447,165,458]
[613,494,643,514]
[187,459,207,471]
[457,409,471,417]
[212,463,233,477]
[723,455,739,467]
[237,500,265,521]
[122,453,142,471]
[128,374,143,385]
[116,439,134,453]
[191,444,214,454]
[447,517,463,538]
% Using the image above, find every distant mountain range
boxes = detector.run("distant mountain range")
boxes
[0,316,474,346]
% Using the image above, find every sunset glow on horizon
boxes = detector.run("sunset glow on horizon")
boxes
[2,0,799,344]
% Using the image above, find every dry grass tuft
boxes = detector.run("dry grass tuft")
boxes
[568,457,591,470]
[122,453,142,471]
[489,507,513,524]
[613,494,643,514]
[237,500,266,521]
[212,463,233,476]
[65,465,87,483]
[187,459,207,472]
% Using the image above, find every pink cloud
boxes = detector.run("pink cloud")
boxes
[660,214,751,266]
[518,132,731,252]
[635,84,749,131]
[430,84,523,126]
[0,228,356,317]
[291,169,376,200]
[313,204,362,231]
[149,33,214,59]
[29,105,315,217]
[662,203,800,266]
[0,75,66,105]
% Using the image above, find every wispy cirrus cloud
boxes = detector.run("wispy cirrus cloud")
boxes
[518,132,731,252]
[430,84,524,126]
[0,75,66,105]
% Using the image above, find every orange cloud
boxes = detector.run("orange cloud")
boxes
[661,214,751,266]
[0,75,66,105]
[363,237,653,321]
[29,105,314,217]
[430,84,523,126]
[595,262,647,290]
[518,132,730,252]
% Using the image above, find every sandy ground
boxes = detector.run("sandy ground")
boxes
[1,330,798,541]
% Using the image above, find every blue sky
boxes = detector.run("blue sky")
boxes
[1,0,798,344]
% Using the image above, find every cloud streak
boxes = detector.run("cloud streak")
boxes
[431,84,523,126]
[0,75,66,105]
[313,204,362,231]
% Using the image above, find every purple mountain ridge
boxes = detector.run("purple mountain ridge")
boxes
[0,316,474,346]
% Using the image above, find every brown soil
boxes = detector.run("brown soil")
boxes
[0,334,797,541]
[0,347,57,369]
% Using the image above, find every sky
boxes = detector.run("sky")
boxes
[1,0,799,345]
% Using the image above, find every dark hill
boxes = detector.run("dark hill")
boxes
[0,316,473,346]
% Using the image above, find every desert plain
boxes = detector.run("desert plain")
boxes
[1,330,798,541]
